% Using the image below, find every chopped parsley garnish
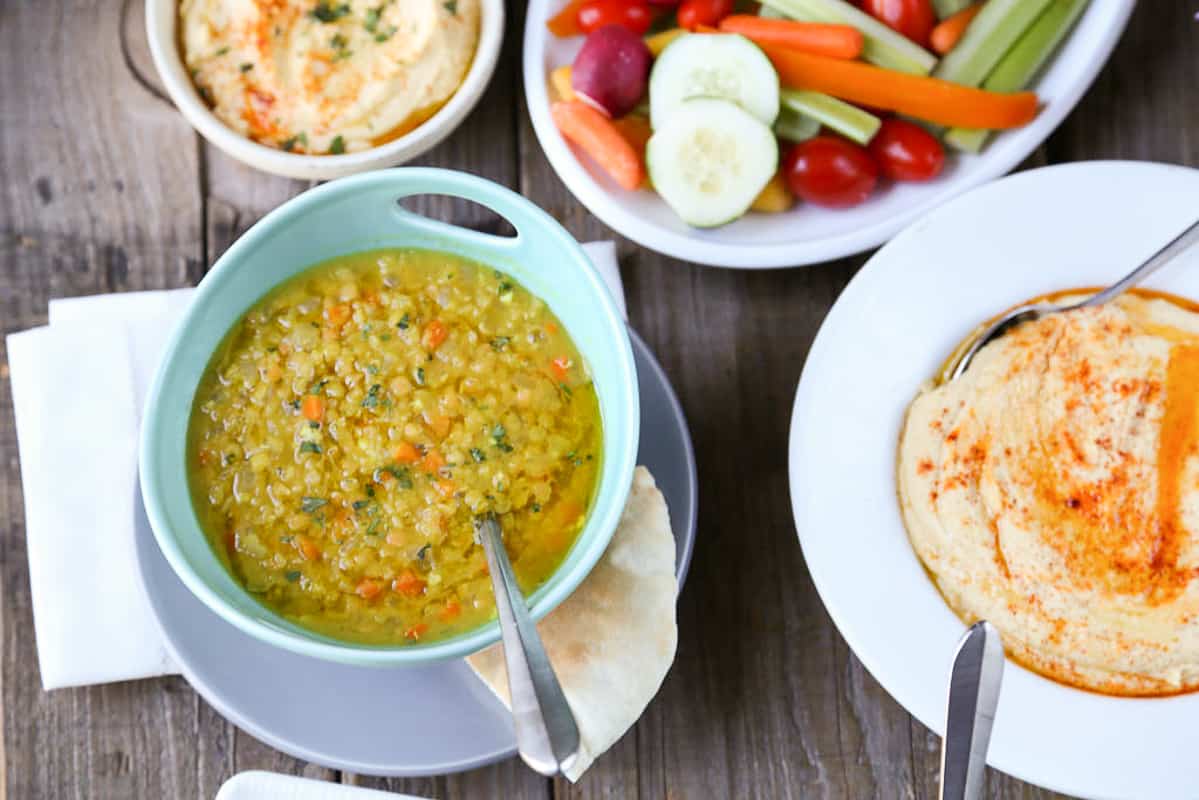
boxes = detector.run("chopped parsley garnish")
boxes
[490,336,510,351]
[280,132,307,152]
[299,441,322,455]
[330,32,352,60]
[361,383,382,408]
[492,424,514,453]
[470,448,486,463]
[532,503,541,513]
[376,465,414,489]
[498,281,513,295]
[559,382,572,397]
[417,543,431,561]
[366,364,379,375]
[352,499,372,511]
[300,496,328,513]
[222,453,236,466]
[492,423,507,439]
[364,6,382,31]
[239,62,253,72]
[309,1,350,22]
[365,518,382,536]
[397,313,410,329]
[214,46,230,56]
[329,135,345,155]
[414,367,425,385]
[443,0,458,13]
[285,570,302,582]
[365,485,376,497]
[280,535,294,543]
[374,28,395,42]
[308,378,329,395]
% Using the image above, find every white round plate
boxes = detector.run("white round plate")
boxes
[790,161,1199,799]
[523,1,1134,268]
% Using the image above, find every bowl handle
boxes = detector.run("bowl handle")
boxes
[389,172,552,265]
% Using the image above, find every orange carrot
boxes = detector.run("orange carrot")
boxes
[547,0,587,36]
[761,45,1038,129]
[420,448,446,474]
[404,623,429,640]
[440,600,461,621]
[392,571,426,597]
[355,578,383,601]
[393,441,420,463]
[422,319,448,350]
[550,356,572,381]
[551,101,646,191]
[930,3,984,55]
[434,478,456,498]
[325,303,352,327]
[301,394,324,422]
[718,16,863,60]
[611,115,652,158]
[295,535,321,562]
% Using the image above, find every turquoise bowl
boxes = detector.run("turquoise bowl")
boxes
[139,168,639,666]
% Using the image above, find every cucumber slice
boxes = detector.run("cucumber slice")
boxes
[780,88,881,145]
[762,0,937,75]
[649,34,780,131]
[647,97,779,228]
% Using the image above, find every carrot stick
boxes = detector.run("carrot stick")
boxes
[301,394,324,422]
[718,16,863,60]
[930,2,984,55]
[551,101,646,191]
[761,45,1038,129]
[547,0,588,37]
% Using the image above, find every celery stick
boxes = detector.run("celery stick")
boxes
[780,88,881,145]
[757,3,786,18]
[932,0,1054,87]
[933,0,973,19]
[762,0,938,75]
[944,0,1089,152]
[774,107,821,142]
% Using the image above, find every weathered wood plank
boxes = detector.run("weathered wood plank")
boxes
[0,0,226,797]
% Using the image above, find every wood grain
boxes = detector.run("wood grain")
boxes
[0,0,1193,797]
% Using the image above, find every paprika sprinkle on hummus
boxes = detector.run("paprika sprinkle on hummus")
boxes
[898,288,1199,696]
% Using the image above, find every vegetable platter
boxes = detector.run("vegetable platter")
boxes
[523,0,1134,267]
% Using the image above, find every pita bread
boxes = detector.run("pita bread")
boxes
[466,466,678,781]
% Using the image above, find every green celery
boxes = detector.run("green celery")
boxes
[933,0,1054,87]
[932,0,974,19]
[780,89,881,145]
[774,106,821,142]
[762,0,937,75]
[944,0,1089,152]
[757,3,786,18]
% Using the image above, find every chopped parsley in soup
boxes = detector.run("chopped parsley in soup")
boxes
[187,249,601,645]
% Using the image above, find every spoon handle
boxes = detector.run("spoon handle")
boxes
[1080,217,1199,309]
[476,516,580,776]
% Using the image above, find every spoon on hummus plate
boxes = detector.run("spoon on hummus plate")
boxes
[943,217,1199,384]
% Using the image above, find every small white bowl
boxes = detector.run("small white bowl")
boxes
[146,0,504,180]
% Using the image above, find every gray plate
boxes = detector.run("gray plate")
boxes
[135,329,697,777]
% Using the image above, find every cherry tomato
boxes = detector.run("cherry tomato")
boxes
[868,118,944,182]
[861,0,935,45]
[783,135,879,208]
[676,0,733,30]
[577,0,653,35]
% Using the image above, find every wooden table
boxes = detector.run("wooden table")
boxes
[0,2,1193,797]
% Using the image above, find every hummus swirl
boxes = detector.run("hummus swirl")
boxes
[180,0,480,153]
[899,291,1199,696]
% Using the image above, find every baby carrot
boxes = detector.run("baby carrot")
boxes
[551,101,646,191]
[762,45,1038,129]
[930,2,984,55]
[547,0,588,36]
[718,16,864,60]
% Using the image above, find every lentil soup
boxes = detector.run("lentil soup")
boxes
[187,248,602,645]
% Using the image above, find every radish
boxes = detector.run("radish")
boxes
[571,25,653,119]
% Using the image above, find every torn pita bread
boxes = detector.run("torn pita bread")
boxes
[466,466,678,781]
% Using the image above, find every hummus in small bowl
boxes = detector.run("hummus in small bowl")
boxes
[146,0,502,178]
[899,289,1199,696]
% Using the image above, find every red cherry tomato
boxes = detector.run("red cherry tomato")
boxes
[868,118,944,182]
[861,0,935,45]
[577,0,653,35]
[783,135,879,208]
[676,0,733,30]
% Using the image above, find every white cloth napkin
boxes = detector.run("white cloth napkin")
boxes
[7,242,625,691]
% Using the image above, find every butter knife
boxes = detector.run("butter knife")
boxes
[939,621,1005,800]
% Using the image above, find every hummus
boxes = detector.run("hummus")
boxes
[899,290,1199,696]
[180,0,480,154]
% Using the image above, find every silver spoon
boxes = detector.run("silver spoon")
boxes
[474,514,580,776]
[946,217,1199,383]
